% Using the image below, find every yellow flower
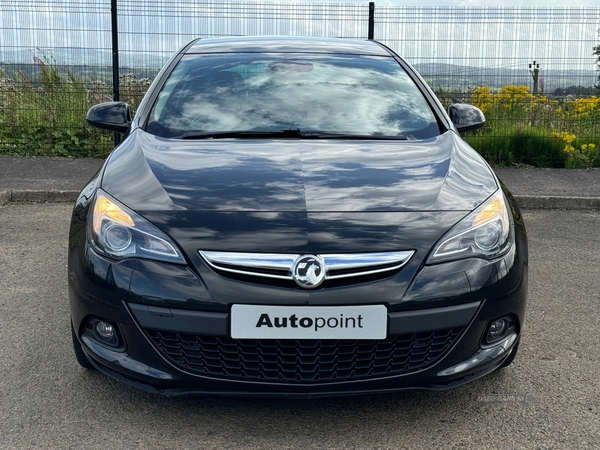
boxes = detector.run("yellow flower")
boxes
[565,96,600,119]
[564,145,575,153]
[471,87,493,113]
[589,143,596,149]
[581,144,588,150]
[553,131,576,144]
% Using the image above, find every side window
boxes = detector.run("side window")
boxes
[150,67,185,124]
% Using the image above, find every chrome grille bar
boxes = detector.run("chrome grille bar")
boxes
[199,252,295,271]
[199,250,414,281]
[199,252,293,280]
[323,252,414,271]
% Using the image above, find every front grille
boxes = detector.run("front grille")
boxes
[144,328,464,383]
[198,250,415,288]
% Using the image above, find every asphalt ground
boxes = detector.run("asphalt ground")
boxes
[0,203,599,449]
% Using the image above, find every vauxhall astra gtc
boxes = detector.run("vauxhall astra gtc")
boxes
[68,36,528,397]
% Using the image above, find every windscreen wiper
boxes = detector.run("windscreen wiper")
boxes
[180,129,303,139]
[299,132,408,140]
[179,129,408,140]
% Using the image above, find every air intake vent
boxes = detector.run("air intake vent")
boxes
[145,328,464,384]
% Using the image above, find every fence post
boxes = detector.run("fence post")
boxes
[111,0,121,146]
[368,2,375,40]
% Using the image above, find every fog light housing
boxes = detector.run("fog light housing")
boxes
[84,318,121,348]
[484,316,515,345]
[95,321,115,339]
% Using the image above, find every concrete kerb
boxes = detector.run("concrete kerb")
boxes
[1,190,600,210]
[0,190,9,206]
[0,190,79,206]
[513,195,600,210]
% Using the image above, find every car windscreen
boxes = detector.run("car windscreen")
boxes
[145,53,440,139]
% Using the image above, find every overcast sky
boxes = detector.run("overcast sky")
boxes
[304,0,600,5]
[431,0,600,5]
[423,0,595,4]
[1,0,598,82]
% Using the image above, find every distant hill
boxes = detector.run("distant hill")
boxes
[1,52,597,94]
[413,63,598,93]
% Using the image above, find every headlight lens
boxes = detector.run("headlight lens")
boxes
[88,189,185,264]
[427,189,513,264]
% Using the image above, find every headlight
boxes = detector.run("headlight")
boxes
[88,189,185,264]
[427,189,513,264]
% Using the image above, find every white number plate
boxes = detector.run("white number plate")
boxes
[231,305,387,340]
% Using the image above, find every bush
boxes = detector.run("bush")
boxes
[0,53,149,158]
[464,126,567,167]
[465,85,600,168]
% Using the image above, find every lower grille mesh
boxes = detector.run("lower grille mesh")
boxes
[144,328,464,383]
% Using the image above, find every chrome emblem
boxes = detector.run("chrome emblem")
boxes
[291,254,326,289]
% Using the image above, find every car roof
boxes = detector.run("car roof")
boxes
[185,36,392,56]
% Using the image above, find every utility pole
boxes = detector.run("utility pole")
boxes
[529,61,540,95]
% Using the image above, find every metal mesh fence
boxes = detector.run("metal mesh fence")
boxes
[0,0,114,156]
[373,7,600,167]
[376,7,600,93]
[1,1,599,166]
[118,1,369,70]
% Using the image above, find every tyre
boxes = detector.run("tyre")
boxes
[71,322,96,370]
[499,340,520,368]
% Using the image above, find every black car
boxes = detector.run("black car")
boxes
[69,37,527,397]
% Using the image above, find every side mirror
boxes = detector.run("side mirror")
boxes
[448,103,485,133]
[86,102,131,133]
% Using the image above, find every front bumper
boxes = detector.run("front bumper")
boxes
[78,305,521,398]
[68,227,527,396]
[81,334,520,398]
